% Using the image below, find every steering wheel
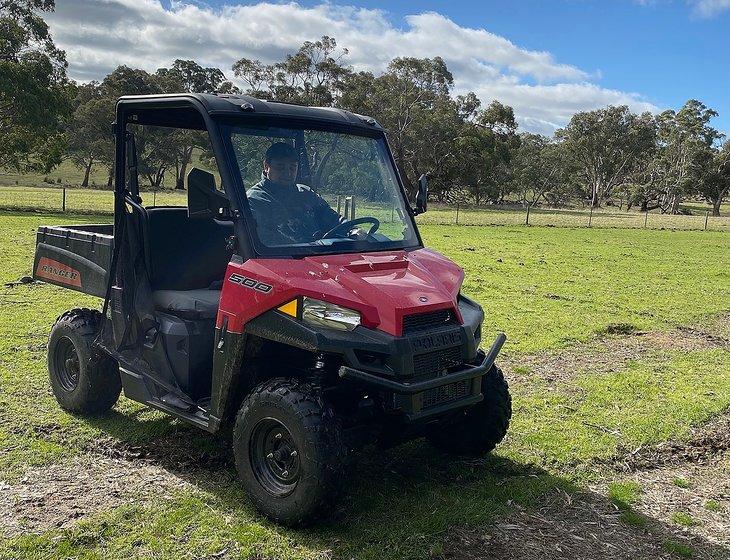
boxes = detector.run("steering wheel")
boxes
[321,217,380,239]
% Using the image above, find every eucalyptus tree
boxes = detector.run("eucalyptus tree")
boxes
[556,106,656,207]
[0,0,71,171]
[653,99,723,213]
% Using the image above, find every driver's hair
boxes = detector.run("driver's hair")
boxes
[265,142,297,163]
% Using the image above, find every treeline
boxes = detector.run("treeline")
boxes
[3,2,729,214]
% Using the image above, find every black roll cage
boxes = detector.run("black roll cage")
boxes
[112,93,424,264]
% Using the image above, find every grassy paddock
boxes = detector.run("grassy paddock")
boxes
[0,184,727,231]
[0,212,728,559]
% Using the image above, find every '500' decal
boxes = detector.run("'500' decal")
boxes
[228,273,272,293]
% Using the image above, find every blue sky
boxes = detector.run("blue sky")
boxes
[50,0,730,135]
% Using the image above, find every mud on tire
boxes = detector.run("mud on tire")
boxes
[427,365,511,455]
[233,378,346,526]
[48,308,121,414]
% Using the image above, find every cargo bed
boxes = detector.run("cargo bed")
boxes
[33,224,113,298]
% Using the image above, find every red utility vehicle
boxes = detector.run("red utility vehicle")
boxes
[34,94,511,524]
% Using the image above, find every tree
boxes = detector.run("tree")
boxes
[156,60,237,188]
[66,84,113,187]
[652,100,723,213]
[155,59,238,95]
[233,36,351,106]
[342,56,468,199]
[556,106,656,207]
[697,141,729,216]
[511,133,573,207]
[0,0,71,171]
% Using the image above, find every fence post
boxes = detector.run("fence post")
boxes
[337,195,342,216]
[456,202,460,225]
[62,186,66,212]
[644,210,649,228]
[588,205,594,227]
[350,196,355,219]
[343,197,351,220]
[704,210,709,231]
[525,204,530,226]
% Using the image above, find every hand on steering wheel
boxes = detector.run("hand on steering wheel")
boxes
[321,217,380,239]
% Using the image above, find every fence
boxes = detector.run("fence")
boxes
[0,185,727,232]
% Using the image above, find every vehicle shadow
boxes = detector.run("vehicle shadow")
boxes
[86,413,729,560]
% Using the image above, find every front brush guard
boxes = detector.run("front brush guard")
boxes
[338,333,506,394]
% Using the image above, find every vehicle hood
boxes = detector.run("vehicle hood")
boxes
[232,248,464,336]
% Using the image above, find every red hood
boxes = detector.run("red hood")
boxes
[219,248,464,336]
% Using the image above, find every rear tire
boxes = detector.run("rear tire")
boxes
[48,308,121,414]
[427,365,511,455]
[233,378,346,526]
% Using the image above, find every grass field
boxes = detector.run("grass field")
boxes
[0,211,728,559]
[1,183,728,232]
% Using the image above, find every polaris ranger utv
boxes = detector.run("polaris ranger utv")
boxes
[33,93,511,524]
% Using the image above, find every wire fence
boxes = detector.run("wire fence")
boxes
[0,185,727,232]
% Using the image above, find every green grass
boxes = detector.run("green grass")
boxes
[608,481,647,527]
[0,212,728,559]
[663,539,695,558]
[424,224,730,353]
[704,499,721,512]
[670,511,700,527]
[673,477,691,489]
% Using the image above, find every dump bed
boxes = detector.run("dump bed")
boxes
[33,224,113,298]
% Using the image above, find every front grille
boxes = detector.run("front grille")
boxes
[403,309,457,334]
[421,379,472,409]
[413,345,463,376]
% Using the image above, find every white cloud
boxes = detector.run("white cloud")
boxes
[46,0,660,134]
[690,0,730,17]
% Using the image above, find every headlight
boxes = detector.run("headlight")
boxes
[301,297,361,331]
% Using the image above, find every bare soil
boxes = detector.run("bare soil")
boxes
[435,487,728,560]
[0,454,191,537]
[501,322,728,386]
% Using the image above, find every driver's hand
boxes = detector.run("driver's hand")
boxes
[349,228,370,240]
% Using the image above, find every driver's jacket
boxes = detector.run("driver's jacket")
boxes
[246,176,342,245]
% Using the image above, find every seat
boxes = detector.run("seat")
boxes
[152,289,221,320]
[144,203,232,320]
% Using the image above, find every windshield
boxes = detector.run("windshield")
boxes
[226,124,419,256]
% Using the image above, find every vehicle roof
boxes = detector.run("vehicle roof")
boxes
[116,93,382,132]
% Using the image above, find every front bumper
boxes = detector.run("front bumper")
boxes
[339,333,506,420]
[244,295,501,420]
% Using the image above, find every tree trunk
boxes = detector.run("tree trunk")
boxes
[106,166,114,189]
[671,194,681,215]
[712,196,722,217]
[640,199,648,212]
[81,161,93,188]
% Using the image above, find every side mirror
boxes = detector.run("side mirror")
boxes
[187,168,231,219]
[414,174,428,215]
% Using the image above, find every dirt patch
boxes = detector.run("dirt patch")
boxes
[501,326,728,386]
[0,454,190,537]
[630,451,729,548]
[434,488,728,560]
[0,430,236,538]
[611,414,730,472]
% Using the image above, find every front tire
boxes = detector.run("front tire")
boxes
[427,365,511,455]
[233,378,346,526]
[48,308,121,414]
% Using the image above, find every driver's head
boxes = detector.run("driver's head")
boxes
[263,142,298,187]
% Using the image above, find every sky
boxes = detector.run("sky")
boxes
[45,0,730,136]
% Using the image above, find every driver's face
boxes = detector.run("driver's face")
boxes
[264,157,298,186]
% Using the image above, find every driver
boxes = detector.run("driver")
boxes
[246,142,343,245]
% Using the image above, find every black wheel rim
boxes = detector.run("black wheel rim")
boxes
[250,418,301,497]
[53,336,80,392]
